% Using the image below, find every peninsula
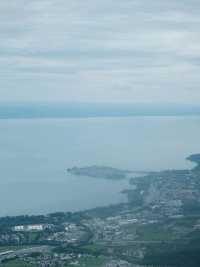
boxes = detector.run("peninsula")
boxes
[67,165,130,180]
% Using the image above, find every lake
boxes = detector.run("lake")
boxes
[0,116,200,216]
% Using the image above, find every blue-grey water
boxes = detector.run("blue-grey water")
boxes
[0,116,200,217]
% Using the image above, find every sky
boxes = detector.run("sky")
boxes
[0,0,200,104]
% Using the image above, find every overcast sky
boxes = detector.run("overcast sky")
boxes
[1,0,200,104]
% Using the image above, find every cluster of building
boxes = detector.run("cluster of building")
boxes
[44,223,87,244]
[83,213,158,246]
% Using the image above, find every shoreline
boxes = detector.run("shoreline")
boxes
[0,153,199,220]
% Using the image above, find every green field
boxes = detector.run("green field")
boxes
[82,244,105,253]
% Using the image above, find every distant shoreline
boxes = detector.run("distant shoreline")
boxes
[0,103,200,119]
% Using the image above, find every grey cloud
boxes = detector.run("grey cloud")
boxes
[0,0,200,103]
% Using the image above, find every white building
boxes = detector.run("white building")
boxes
[13,224,44,232]
[13,225,25,231]
[27,224,44,231]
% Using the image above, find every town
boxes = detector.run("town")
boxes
[0,154,200,267]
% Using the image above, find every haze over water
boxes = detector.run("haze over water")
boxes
[0,116,200,217]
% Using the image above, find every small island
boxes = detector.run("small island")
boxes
[67,165,130,180]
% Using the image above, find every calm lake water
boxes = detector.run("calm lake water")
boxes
[0,116,200,216]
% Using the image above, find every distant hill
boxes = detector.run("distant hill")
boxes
[187,154,200,170]
[0,103,200,119]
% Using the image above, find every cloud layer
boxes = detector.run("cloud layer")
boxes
[1,0,200,103]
